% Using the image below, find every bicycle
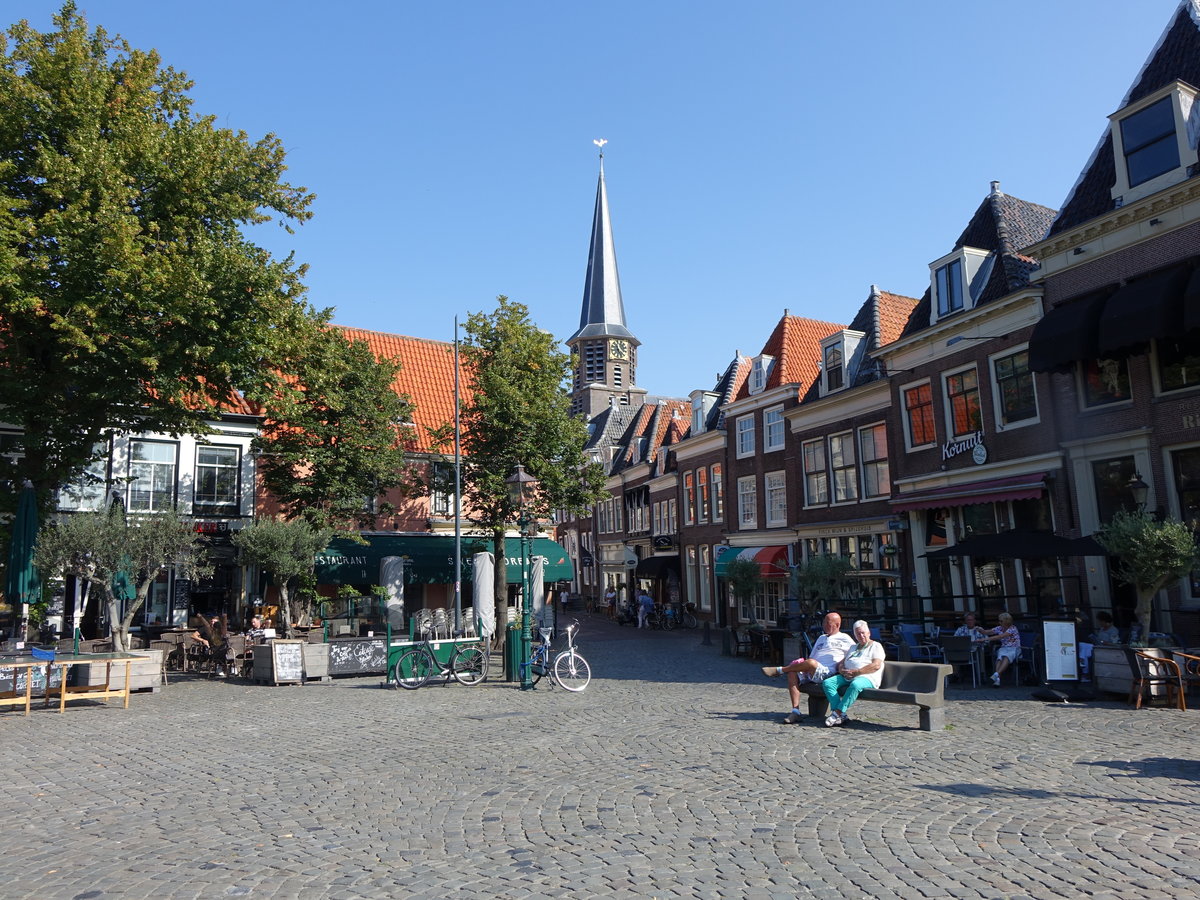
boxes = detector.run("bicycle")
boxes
[393,635,489,689]
[661,601,699,630]
[520,620,591,691]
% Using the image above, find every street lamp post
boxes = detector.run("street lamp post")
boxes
[506,464,539,691]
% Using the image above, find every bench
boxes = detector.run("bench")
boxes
[797,660,952,731]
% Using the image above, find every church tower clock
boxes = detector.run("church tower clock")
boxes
[566,143,646,419]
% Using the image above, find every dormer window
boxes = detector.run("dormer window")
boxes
[1109,80,1199,205]
[749,355,774,395]
[929,248,993,324]
[935,259,963,316]
[824,344,844,391]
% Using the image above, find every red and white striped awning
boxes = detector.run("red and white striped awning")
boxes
[713,545,791,577]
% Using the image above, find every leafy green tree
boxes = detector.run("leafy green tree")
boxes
[34,505,209,651]
[0,3,319,515]
[231,518,333,639]
[254,327,415,528]
[791,555,855,611]
[1097,510,1199,643]
[458,296,606,616]
[724,558,763,624]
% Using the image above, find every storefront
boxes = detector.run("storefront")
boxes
[713,545,791,624]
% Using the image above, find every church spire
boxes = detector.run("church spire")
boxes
[568,142,635,342]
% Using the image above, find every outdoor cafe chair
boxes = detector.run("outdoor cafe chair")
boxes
[1171,650,1200,703]
[897,624,941,663]
[731,628,753,658]
[148,640,173,685]
[938,635,980,688]
[1128,649,1186,710]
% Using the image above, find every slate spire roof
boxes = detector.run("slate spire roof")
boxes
[898,184,1057,339]
[1048,1,1200,236]
[568,154,636,344]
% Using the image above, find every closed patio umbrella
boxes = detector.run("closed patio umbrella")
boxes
[5,481,40,639]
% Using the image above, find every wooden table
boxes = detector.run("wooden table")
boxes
[48,653,138,712]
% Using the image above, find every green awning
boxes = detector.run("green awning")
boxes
[313,534,573,586]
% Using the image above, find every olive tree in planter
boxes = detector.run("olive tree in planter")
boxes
[1097,509,1199,645]
[34,505,210,652]
[232,518,334,639]
[724,557,763,625]
[790,555,855,616]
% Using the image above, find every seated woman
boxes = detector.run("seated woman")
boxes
[191,615,232,677]
[980,611,1020,686]
[821,619,885,727]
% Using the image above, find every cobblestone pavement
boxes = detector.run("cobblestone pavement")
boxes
[0,615,1196,899]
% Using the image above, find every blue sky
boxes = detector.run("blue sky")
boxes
[18,1,1186,398]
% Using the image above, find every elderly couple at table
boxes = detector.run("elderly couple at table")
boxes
[761,612,884,726]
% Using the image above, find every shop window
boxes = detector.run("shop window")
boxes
[903,383,936,449]
[1156,336,1200,393]
[741,578,783,626]
[962,503,998,537]
[1170,448,1200,600]
[1082,359,1132,407]
[1091,456,1138,524]
[699,544,712,611]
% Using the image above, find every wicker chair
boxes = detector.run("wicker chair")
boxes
[147,640,173,685]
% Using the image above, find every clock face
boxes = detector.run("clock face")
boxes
[609,340,629,361]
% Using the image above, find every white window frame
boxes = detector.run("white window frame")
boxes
[194,444,240,510]
[735,415,755,458]
[823,342,845,392]
[900,379,937,451]
[942,364,982,440]
[989,344,1039,430]
[737,476,757,530]
[829,432,858,504]
[128,440,178,512]
[699,544,712,611]
[858,422,889,500]
[765,471,787,527]
[802,438,828,507]
[764,405,785,452]
[710,464,723,522]
[1109,80,1199,205]
[696,466,709,523]
[683,471,696,526]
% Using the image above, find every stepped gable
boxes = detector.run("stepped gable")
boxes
[1049,2,1200,236]
[898,188,1057,339]
[334,325,469,454]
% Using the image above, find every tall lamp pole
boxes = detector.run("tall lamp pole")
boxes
[506,464,539,691]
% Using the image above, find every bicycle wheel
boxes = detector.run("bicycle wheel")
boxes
[553,650,591,692]
[662,612,677,630]
[452,645,488,686]
[394,649,434,689]
[682,611,698,629]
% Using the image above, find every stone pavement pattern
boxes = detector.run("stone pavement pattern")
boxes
[0,616,1196,899]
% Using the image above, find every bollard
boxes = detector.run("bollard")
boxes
[701,620,712,646]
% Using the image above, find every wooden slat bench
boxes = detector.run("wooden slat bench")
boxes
[797,660,953,731]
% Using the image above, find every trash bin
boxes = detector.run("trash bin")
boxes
[503,624,521,682]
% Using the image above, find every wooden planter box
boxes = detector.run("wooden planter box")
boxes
[73,649,162,693]
[1093,645,1136,697]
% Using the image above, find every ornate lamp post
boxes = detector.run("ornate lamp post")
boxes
[506,464,540,690]
[1127,472,1150,512]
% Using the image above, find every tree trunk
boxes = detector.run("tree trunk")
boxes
[104,587,128,652]
[278,579,295,639]
[1134,585,1158,645]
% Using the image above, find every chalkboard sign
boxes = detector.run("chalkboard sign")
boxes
[0,663,63,695]
[270,640,305,684]
[327,638,387,676]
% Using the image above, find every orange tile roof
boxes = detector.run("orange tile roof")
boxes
[875,291,920,346]
[335,325,472,455]
[732,314,844,401]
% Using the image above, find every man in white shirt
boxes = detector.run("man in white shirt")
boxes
[761,611,856,724]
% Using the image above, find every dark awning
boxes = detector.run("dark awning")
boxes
[635,555,680,579]
[1097,262,1191,356]
[1028,290,1109,373]
[313,534,573,585]
[892,473,1047,512]
[923,530,1096,559]
[1185,266,1200,333]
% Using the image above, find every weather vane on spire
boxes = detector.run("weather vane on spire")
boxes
[593,138,607,158]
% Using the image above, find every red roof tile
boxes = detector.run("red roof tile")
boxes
[335,325,472,454]
[875,291,920,346]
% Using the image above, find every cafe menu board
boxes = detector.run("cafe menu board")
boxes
[270,640,305,685]
[1042,620,1079,682]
